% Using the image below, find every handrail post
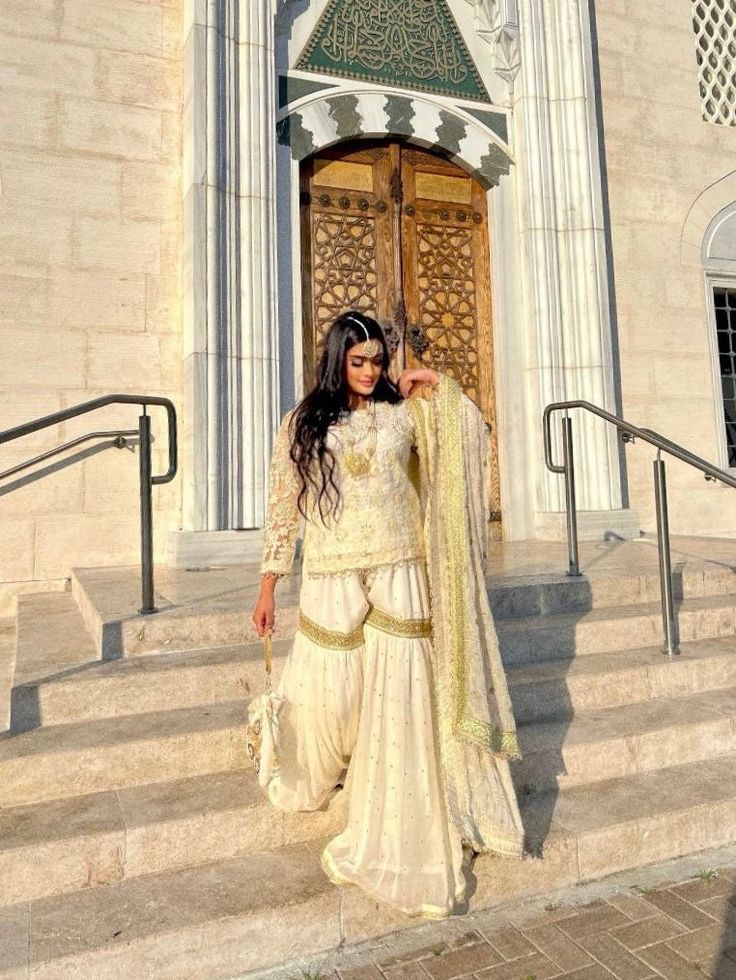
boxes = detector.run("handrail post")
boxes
[653,456,679,655]
[561,416,581,577]
[138,411,157,615]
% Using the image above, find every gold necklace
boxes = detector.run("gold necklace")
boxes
[340,401,378,479]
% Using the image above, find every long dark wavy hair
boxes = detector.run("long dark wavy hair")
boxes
[289,310,401,523]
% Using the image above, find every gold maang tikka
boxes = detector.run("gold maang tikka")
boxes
[360,337,381,358]
[348,315,381,359]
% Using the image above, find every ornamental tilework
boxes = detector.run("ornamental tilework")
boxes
[296,0,491,103]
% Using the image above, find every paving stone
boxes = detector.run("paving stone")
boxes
[421,942,503,980]
[605,894,659,922]
[559,966,619,980]
[338,966,384,980]
[474,951,562,979]
[694,894,736,922]
[638,888,714,930]
[483,927,537,961]
[635,941,711,979]
[378,944,447,968]
[672,872,735,905]
[667,922,736,973]
[382,965,431,980]
[448,930,484,949]
[522,924,593,971]
[610,914,686,950]
[577,932,652,979]
[555,906,630,940]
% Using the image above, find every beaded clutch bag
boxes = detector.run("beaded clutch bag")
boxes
[245,633,285,787]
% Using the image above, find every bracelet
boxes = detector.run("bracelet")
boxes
[261,571,281,583]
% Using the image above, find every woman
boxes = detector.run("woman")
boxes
[251,310,524,918]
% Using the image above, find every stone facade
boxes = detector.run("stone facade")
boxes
[1,0,736,608]
[595,0,736,534]
[0,0,183,611]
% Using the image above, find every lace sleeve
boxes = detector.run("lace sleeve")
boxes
[260,411,303,577]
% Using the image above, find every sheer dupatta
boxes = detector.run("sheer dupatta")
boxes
[408,376,526,857]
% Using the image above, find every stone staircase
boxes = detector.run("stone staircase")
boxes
[1,538,736,978]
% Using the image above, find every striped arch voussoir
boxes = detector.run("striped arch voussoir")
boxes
[277,91,512,189]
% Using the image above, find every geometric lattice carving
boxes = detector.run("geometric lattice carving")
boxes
[297,0,491,102]
[693,0,736,125]
[311,213,379,346]
[415,223,480,401]
[713,286,736,465]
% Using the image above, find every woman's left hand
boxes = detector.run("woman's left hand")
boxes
[398,367,440,399]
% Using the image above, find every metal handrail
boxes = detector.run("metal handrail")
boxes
[0,430,138,482]
[543,399,736,656]
[0,395,178,615]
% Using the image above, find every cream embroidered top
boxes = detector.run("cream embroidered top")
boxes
[260,399,426,577]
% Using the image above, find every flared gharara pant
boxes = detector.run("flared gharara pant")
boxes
[267,559,465,918]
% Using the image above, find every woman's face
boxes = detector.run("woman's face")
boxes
[344,342,383,399]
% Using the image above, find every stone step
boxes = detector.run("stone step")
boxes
[0,701,250,808]
[496,593,736,664]
[3,682,736,906]
[507,634,736,723]
[13,593,98,687]
[0,753,735,978]
[70,560,736,659]
[514,685,736,792]
[71,581,736,667]
[4,650,736,810]
[0,769,341,907]
[488,559,736,619]
[9,640,290,732]
[0,618,15,734]
[71,565,299,660]
[14,631,736,736]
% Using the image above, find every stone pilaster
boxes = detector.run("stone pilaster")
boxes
[180,0,279,540]
[515,0,625,518]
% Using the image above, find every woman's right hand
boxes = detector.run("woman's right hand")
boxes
[252,580,276,637]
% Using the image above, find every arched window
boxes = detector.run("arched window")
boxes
[692,0,736,126]
[704,204,736,467]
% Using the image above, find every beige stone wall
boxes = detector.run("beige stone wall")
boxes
[595,0,736,535]
[0,0,183,611]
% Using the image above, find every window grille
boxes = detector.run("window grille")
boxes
[692,0,736,125]
[713,286,736,465]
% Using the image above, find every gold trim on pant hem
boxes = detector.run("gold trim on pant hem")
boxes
[297,611,364,650]
[298,606,432,650]
[364,604,432,639]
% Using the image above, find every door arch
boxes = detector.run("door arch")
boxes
[300,140,503,534]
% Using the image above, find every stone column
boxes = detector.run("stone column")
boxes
[514,0,634,534]
[176,0,279,564]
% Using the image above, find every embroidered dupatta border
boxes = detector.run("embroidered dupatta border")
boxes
[412,383,520,760]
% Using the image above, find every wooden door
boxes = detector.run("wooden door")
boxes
[301,141,502,533]
[399,147,502,534]
[300,143,396,386]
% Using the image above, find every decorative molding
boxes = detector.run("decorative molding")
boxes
[462,0,521,88]
[277,90,513,188]
[680,170,736,268]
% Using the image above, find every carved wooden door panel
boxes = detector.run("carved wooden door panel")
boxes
[301,142,502,534]
[400,148,502,536]
[300,143,397,385]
